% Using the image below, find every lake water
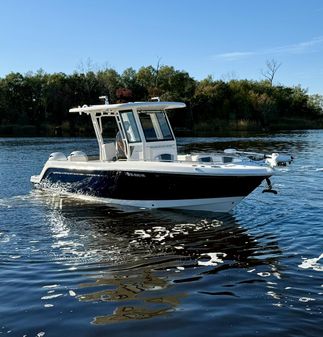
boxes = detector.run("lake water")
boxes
[0,132,322,337]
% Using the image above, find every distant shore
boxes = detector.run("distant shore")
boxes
[1,118,322,138]
[1,66,322,138]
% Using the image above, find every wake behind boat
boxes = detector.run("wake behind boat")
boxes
[31,97,274,212]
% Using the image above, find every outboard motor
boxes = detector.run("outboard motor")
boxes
[265,153,294,167]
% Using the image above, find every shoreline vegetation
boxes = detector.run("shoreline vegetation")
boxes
[1,65,322,137]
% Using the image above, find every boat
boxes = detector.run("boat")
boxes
[30,97,275,212]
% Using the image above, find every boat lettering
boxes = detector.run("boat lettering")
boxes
[125,172,146,178]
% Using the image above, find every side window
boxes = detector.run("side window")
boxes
[139,111,173,142]
[156,112,173,140]
[139,113,158,141]
[120,110,141,143]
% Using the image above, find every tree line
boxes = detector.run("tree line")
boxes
[0,65,322,136]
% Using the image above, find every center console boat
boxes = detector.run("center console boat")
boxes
[31,97,274,212]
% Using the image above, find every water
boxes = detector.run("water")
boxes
[0,132,322,336]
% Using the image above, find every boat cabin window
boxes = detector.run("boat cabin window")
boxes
[156,111,173,140]
[139,111,173,142]
[120,110,141,143]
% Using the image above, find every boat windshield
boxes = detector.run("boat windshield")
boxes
[139,111,173,142]
[120,110,141,143]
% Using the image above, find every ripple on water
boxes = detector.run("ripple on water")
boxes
[1,133,323,336]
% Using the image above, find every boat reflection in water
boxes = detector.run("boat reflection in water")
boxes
[37,191,281,325]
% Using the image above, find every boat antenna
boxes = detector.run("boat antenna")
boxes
[99,95,109,105]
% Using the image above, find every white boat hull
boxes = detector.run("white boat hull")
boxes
[51,194,244,212]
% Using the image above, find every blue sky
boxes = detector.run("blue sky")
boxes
[0,0,323,93]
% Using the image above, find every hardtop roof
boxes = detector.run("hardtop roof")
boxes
[69,101,186,115]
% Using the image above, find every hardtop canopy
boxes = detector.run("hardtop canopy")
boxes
[69,101,186,115]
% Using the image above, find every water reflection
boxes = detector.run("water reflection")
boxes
[80,270,184,324]
[34,191,281,324]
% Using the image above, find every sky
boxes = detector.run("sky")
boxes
[0,0,323,94]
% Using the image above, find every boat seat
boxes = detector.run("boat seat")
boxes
[48,152,67,161]
[68,151,88,162]
[101,142,116,161]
